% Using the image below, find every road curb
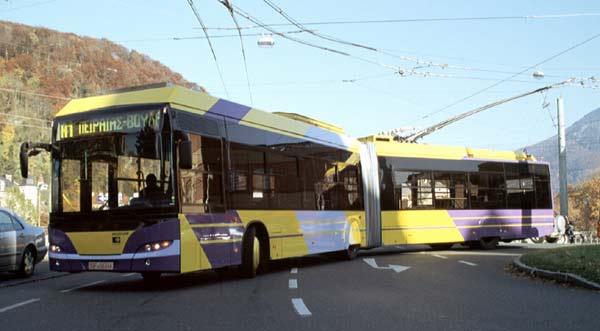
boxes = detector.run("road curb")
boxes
[512,256,600,291]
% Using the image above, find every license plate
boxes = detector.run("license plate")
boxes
[88,261,114,271]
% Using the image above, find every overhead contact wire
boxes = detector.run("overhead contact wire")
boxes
[186,0,230,98]
[219,0,254,105]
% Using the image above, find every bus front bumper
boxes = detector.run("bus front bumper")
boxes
[48,240,181,273]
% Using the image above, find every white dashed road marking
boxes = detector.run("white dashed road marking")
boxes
[432,254,448,259]
[122,273,136,277]
[289,279,298,289]
[291,298,312,317]
[0,298,40,313]
[290,268,298,274]
[61,280,106,293]
[458,260,477,266]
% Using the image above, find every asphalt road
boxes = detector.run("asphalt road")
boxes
[1,243,598,331]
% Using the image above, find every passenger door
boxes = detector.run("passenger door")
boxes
[0,211,17,268]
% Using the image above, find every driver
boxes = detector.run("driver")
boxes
[141,174,162,198]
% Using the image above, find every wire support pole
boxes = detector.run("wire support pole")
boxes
[557,96,568,217]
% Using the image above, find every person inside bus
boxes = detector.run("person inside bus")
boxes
[140,173,168,205]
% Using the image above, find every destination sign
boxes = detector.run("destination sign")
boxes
[57,110,161,140]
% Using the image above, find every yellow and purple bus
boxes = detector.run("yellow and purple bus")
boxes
[20,83,554,281]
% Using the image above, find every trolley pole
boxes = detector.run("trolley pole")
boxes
[557,96,568,217]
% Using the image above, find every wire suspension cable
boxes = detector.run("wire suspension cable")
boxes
[197,12,600,30]
[218,0,253,105]
[260,1,522,76]
[418,31,600,121]
[230,4,402,72]
[402,78,578,142]
[186,0,230,98]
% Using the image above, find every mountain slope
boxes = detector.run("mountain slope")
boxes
[0,19,205,189]
[525,107,600,193]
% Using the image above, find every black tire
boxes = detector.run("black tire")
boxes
[18,246,36,278]
[241,227,261,278]
[545,236,559,244]
[429,243,454,250]
[466,241,481,249]
[479,237,499,250]
[530,237,545,244]
[340,245,359,260]
[141,272,161,283]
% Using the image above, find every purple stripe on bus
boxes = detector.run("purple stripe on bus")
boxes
[453,218,554,227]
[448,209,554,218]
[48,228,77,254]
[123,219,180,254]
[295,210,348,222]
[200,242,238,269]
[206,99,251,122]
[185,211,240,225]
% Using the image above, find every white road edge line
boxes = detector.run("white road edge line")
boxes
[289,279,298,289]
[60,280,106,293]
[122,273,136,277]
[291,298,312,317]
[290,268,298,274]
[458,260,478,266]
[432,254,448,259]
[0,298,41,313]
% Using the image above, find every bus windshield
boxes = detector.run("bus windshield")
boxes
[55,110,174,213]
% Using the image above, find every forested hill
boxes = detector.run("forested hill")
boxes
[524,107,600,193]
[0,20,204,184]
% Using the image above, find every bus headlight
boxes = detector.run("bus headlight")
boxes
[142,241,172,252]
[50,244,61,253]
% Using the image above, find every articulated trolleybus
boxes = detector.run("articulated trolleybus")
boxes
[20,83,554,281]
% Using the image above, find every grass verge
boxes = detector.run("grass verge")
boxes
[520,245,600,284]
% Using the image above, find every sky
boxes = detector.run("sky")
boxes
[2,0,600,151]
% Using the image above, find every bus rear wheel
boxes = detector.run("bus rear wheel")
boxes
[241,227,261,278]
[479,237,499,250]
[340,245,359,260]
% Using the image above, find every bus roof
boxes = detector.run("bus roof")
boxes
[54,83,359,150]
[360,135,539,162]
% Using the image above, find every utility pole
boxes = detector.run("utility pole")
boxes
[557,96,568,217]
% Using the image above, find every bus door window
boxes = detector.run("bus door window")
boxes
[61,159,81,212]
[181,134,224,213]
[91,162,109,211]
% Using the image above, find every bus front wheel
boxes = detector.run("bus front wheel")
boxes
[241,227,261,278]
[141,272,161,283]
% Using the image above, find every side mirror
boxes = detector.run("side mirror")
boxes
[179,140,192,169]
[20,142,30,178]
